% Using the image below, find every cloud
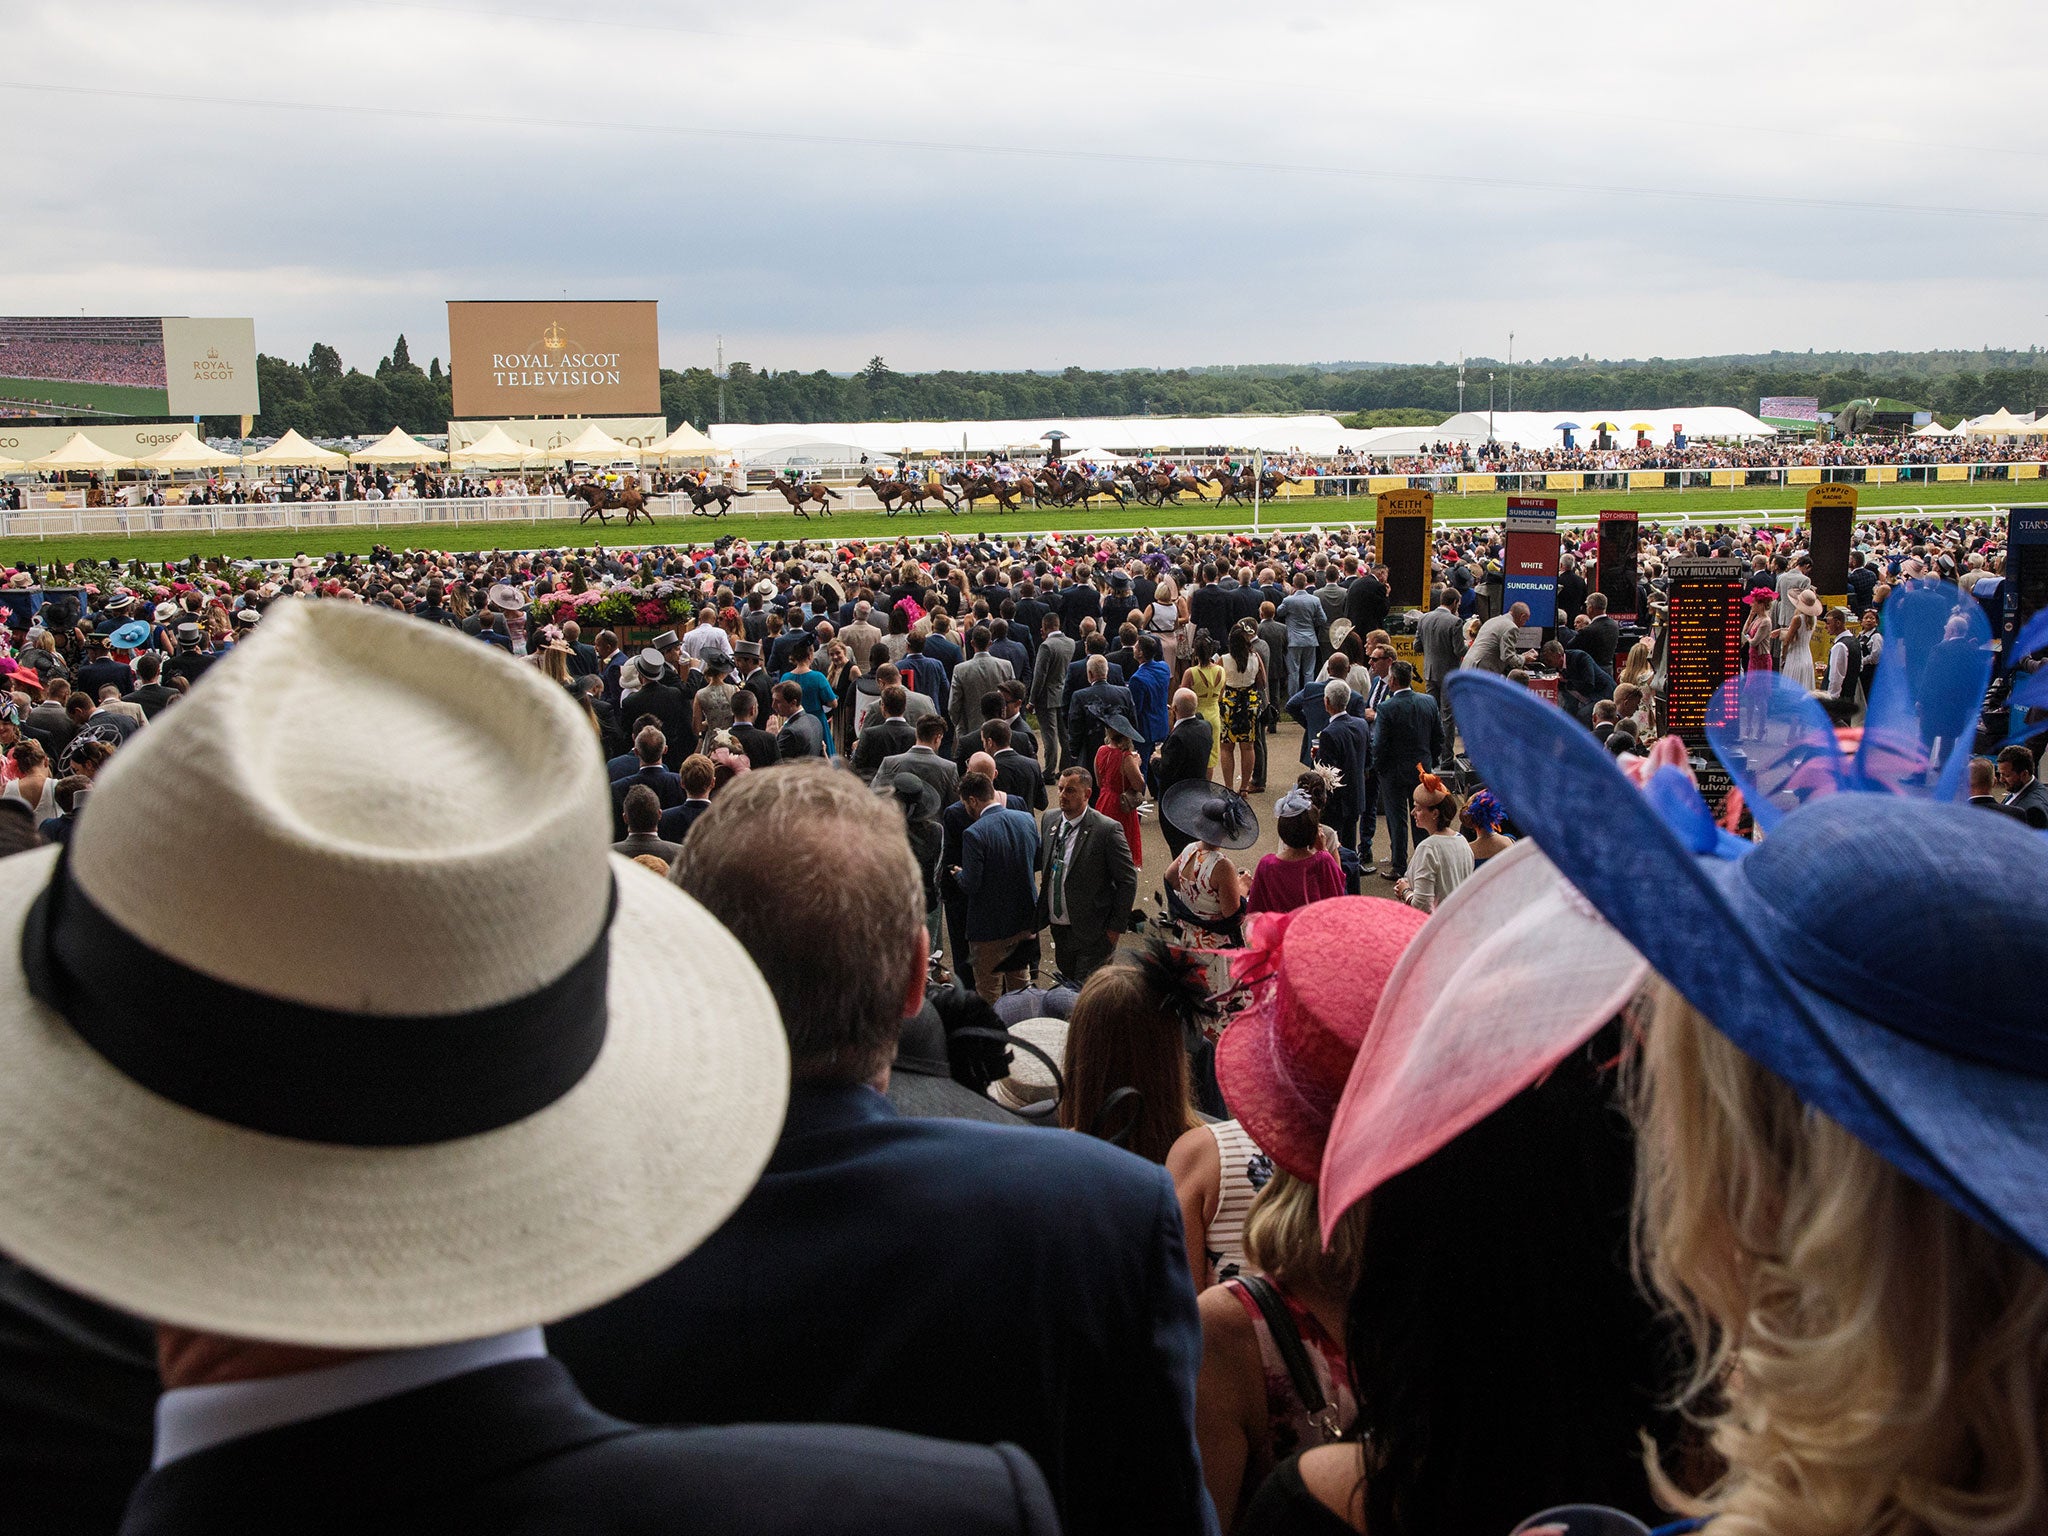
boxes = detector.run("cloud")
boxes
[3,0,2040,375]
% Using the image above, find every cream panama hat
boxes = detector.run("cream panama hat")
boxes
[0,599,789,1348]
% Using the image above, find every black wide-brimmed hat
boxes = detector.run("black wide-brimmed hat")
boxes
[1160,779,1260,850]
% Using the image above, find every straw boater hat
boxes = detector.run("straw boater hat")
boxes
[0,600,788,1347]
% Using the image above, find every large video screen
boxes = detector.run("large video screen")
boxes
[448,300,661,419]
[0,316,258,417]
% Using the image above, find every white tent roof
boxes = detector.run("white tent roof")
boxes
[1963,407,2031,436]
[644,421,723,459]
[710,413,1356,458]
[135,432,240,471]
[1914,418,1954,437]
[246,429,348,468]
[350,426,447,464]
[0,452,23,473]
[29,432,135,472]
[1429,407,1776,450]
[550,422,639,462]
[449,425,549,467]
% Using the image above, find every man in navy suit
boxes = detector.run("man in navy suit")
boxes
[1372,661,1447,879]
[1065,654,1138,769]
[955,768,1043,1002]
[1314,678,1375,859]
[552,765,1214,1536]
[610,726,682,837]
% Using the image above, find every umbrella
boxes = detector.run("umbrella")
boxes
[1589,420,1620,431]
[1629,422,1655,432]
[1551,421,1581,430]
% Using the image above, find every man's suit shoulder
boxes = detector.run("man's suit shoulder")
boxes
[598,1421,1059,1536]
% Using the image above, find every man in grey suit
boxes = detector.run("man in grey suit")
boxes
[1036,766,1138,985]
[770,679,828,760]
[1461,602,1533,676]
[949,627,1015,766]
[871,714,960,806]
[1414,587,1469,735]
[1028,614,1075,772]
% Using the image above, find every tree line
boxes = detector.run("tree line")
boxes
[223,340,2045,441]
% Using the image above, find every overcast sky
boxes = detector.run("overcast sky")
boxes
[6,0,2042,376]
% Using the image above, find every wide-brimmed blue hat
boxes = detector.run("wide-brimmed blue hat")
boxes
[108,620,151,650]
[1446,659,2048,1268]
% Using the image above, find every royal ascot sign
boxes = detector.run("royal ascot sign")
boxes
[448,301,660,418]
[161,318,260,417]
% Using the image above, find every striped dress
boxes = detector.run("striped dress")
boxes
[1205,1118,1272,1286]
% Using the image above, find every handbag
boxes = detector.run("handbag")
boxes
[1236,1274,1344,1442]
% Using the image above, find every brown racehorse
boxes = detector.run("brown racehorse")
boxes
[768,476,841,519]
[681,481,750,517]
[1121,467,1213,506]
[570,481,656,528]
[1055,468,1126,508]
[948,471,1024,512]
[1213,468,1256,506]
[856,471,909,514]
[894,478,959,515]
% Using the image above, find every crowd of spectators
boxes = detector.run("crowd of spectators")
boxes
[0,507,2041,1536]
[0,321,165,390]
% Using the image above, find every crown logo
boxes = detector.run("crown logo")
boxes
[206,346,219,359]
[542,321,566,350]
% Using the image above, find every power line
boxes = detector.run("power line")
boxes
[0,79,2037,223]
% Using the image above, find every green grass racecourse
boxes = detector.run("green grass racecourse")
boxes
[5,480,2044,566]
[0,377,171,417]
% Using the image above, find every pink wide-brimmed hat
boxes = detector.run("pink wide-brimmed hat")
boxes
[1318,838,1649,1238]
[1214,897,1428,1182]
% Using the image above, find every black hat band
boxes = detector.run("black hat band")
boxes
[19,847,613,1146]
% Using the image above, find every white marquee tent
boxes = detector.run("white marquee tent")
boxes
[245,429,347,469]
[29,432,135,473]
[350,426,447,464]
[449,426,549,468]
[135,432,241,471]
[1429,407,1776,450]
[550,423,639,463]
[709,413,1358,461]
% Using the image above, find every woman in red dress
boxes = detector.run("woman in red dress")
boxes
[1093,715,1147,870]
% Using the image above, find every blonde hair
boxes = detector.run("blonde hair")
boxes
[1619,640,1654,688]
[1630,981,2048,1536]
[1243,1168,1368,1299]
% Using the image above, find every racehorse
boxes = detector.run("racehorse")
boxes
[767,476,841,519]
[948,471,1025,513]
[680,480,751,517]
[569,480,656,528]
[1121,466,1215,506]
[894,478,959,515]
[857,471,910,515]
[1054,468,1126,508]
